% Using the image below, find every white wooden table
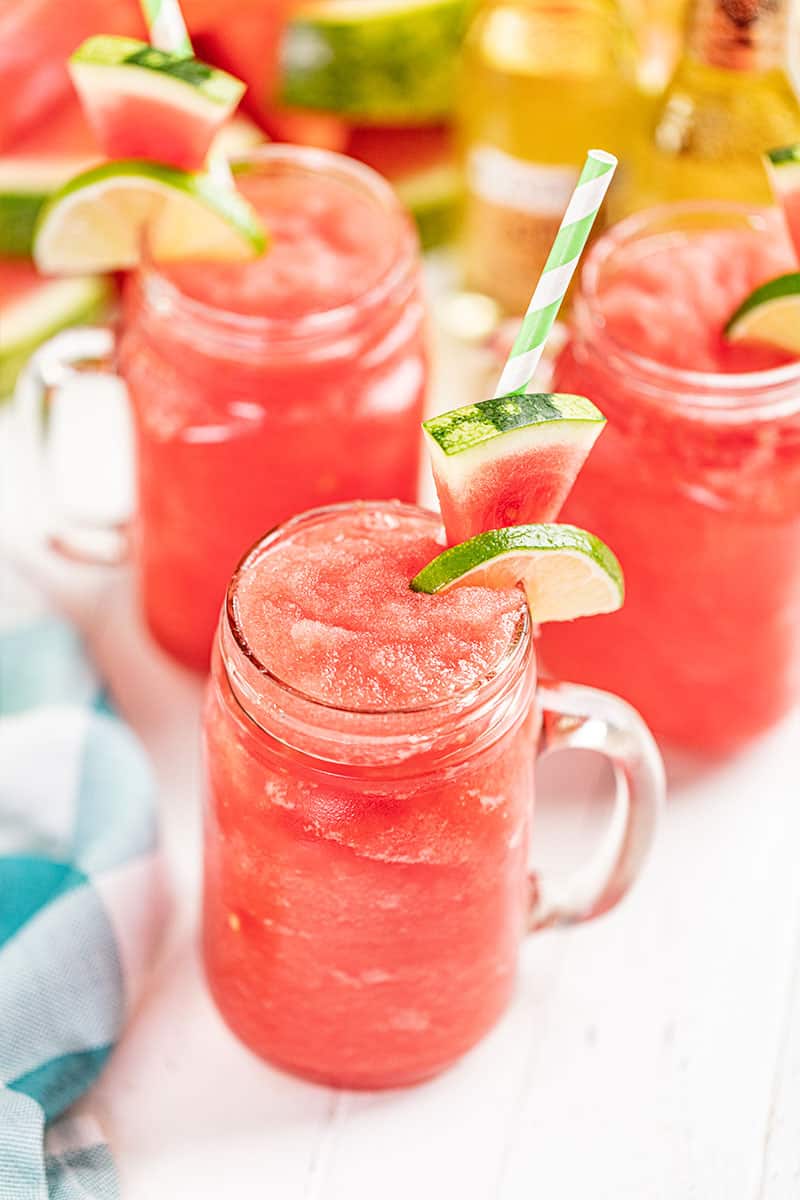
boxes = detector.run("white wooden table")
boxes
[3,340,800,1199]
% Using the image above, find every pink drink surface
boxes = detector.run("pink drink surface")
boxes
[119,158,426,670]
[203,506,534,1087]
[232,507,523,708]
[163,172,398,318]
[590,226,794,373]
[541,221,800,753]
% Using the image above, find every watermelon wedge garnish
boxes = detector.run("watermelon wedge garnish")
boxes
[69,35,246,171]
[423,392,606,546]
[766,145,800,262]
[0,260,113,397]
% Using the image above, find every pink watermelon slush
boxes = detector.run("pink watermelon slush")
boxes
[541,205,800,753]
[203,502,535,1087]
[118,147,426,670]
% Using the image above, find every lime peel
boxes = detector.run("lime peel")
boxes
[33,159,266,275]
[410,523,624,623]
[724,271,800,354]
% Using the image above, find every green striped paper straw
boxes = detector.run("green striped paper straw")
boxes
[494,149,617,397]
[140,0,193,56]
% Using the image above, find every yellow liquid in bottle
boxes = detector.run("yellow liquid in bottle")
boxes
[459,0,641,314]
[614,0,800,214]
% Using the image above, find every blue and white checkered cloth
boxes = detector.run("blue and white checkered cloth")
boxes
[0,567,168,1199]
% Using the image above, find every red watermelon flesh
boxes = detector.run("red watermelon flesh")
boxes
[346,124,453,180]
[435,440,601,547]
[0,0,143,150]
[78,84,226,171]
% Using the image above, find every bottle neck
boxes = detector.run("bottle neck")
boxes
[685,0,791,71]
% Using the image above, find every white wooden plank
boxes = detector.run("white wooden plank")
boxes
[758,925,800,1199]
[310,715,800,1200]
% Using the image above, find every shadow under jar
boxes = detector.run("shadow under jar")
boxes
[202,501,663,1089]
[541,202,800,756]
[116,146,427,670]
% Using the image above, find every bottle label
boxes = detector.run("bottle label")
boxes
[465,146,581,313]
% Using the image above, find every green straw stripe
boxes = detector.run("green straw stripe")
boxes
[493,149,617,397]
[577,154,616,184]
[139,0,193,55]
[543,212,597,272]
[511,298,563,358]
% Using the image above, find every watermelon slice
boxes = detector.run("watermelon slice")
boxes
[347,124,459,248]
[766,145,800,262]
[0,0,143,151]
[0,100,261,259]
[0,261,114,397]
[69,36,246,170]
[278,0,473,124]
[423,392,606,546]
[0,104,100,257]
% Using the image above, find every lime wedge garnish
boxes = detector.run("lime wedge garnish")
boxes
[410,524,624,623]
[33,159,266,275]
[724,272,800,355]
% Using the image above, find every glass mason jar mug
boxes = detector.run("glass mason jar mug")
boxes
[541,202,800,754]
[203,501,664,1089]
[18,146,428,671]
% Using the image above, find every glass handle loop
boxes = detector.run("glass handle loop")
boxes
[15,325,130,566]
[530,679,665,931]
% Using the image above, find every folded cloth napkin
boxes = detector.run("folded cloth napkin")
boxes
[0,567,167,1199]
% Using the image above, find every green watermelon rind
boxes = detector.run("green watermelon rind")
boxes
[393,162,460,249]
[0,276,114,398]
[423,392,605,457]
[766,144,800,170]
[409,522,624,604]
[0,158,98,258]
[70,36,245,110]
[278,0,475,122]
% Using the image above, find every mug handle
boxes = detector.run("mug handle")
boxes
[15,325,131,566]
[529,679,665,931]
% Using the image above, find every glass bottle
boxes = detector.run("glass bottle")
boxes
[458,0,639,314]
[615,0,800,214]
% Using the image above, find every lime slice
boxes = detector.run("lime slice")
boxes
[724,272,800,354]
[279,0,473,123]
[69,36,245,170]
[33,160,266,275]
[0,268,113,397]
[411,524,623,622]
[423,392,606,546]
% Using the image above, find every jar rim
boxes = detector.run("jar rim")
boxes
[223,500,532,724]
[136,145,419,355]
[576,200,800,419]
